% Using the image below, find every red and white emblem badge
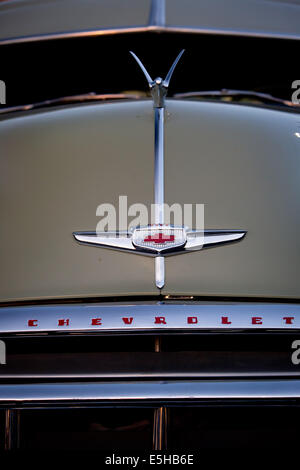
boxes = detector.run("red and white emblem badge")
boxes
[132,225,187,254]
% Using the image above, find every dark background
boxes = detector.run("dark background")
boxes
[0,32,298,106]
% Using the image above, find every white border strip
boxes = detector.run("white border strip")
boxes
[0,302,299,333]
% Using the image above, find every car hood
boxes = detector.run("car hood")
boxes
[0,99,299,301]
[0,0,299,43]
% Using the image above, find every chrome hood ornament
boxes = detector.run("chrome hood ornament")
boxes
[73,50,246,290]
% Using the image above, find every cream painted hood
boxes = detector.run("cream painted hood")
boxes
[0,99,299,301]
[1,0,299,43]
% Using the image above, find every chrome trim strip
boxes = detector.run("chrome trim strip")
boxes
[0,302,299,333]
[162,25,300,41]
[0,26,149,46]
[1,371,299,380]
[148,0,165,27]
[1,380,300,402]
[1,25,299,46]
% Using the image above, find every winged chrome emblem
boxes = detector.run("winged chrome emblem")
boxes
[73,50,246,289]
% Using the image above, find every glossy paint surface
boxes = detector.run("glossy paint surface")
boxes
[0,99,299,300]
[0,0,299,43]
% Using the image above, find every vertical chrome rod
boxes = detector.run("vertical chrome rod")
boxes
[154,107,165,224]
[155,256,165,290]
[130,50,184,290]
[154,107,165,289]
[153,406,168,450]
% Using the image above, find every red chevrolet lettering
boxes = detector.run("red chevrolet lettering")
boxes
[58,319,70,326]
[187,316,198,324]
[28,319,38,327]
[91,318,102,326]
[221,316,232,325]
[283,317,294,324]
[122,317,133,325]
[252,317,263,325]
[155,316,167,324]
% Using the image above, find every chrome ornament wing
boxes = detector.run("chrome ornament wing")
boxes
[73,231,135,253]
[73,51,247,289]
[185,230,246,251]
[73,227,246,257]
